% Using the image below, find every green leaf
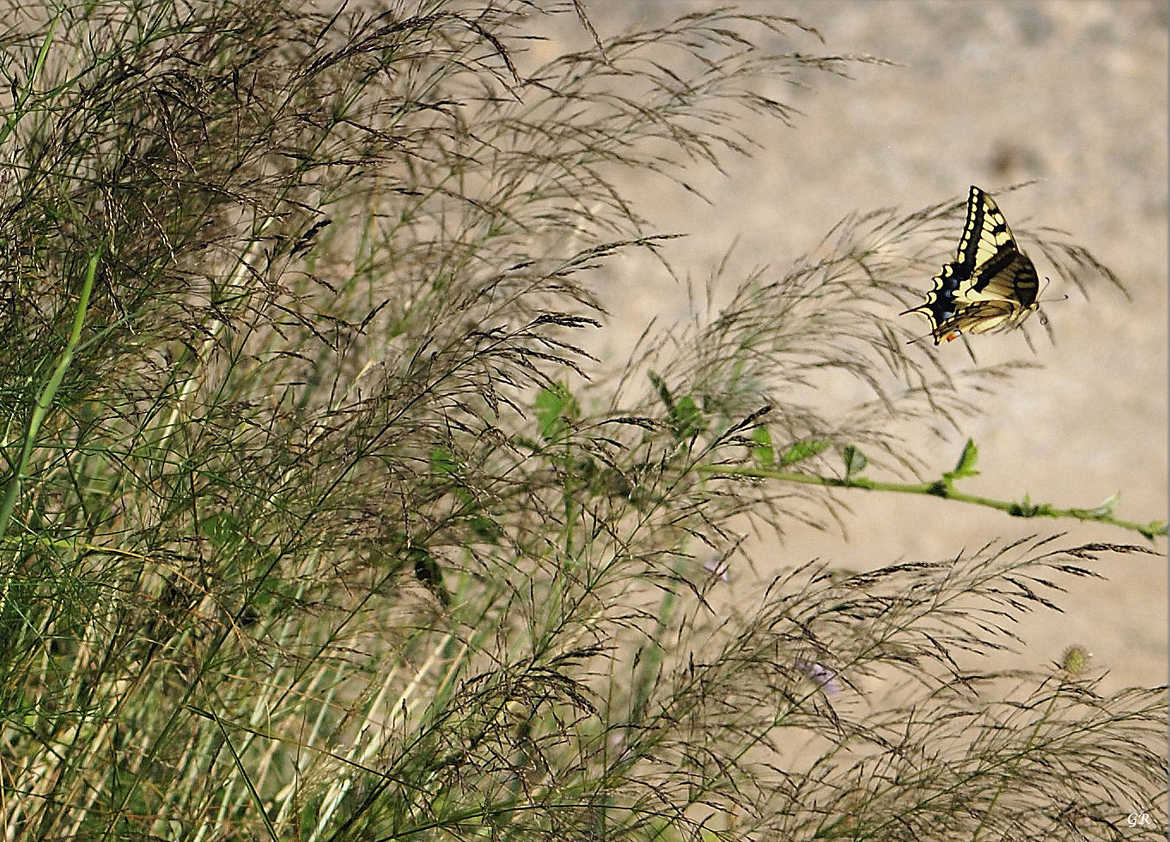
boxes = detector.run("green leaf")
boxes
[471,515,502,542]
[780,439,831,465]
[1010,494,1041,517]
[431,445,478,510]
[430,446,457,476]
[647,370,675,413]
[751,426,775,468]
[408,546,450,606]
[1140,520,1167,540]
[200,511,243,551]
[591,467,632,498]
[842,445,867,480]
[534,381,577,440]
[1088,491,1119,517]
[649,372,705,439]
[670,395,706,440]
[944,438,980,481]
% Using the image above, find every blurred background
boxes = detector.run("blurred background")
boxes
[544,1,1167,687]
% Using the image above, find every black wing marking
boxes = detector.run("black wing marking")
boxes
[901,186,1040,344]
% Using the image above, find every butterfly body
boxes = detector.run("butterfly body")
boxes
[902,186,1040,344]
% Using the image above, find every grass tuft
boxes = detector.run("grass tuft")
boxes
[0,2,1162,839]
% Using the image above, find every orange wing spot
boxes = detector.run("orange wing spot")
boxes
[944,331,960,342]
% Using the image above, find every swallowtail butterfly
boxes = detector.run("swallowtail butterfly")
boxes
[902,185,1040,344]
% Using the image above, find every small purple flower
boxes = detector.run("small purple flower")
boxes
[702,558,731,582]
[795,658,840,695]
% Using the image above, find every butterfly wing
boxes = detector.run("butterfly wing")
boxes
[958,246,1039,335]
[902,186,1040,344]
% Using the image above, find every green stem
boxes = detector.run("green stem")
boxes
[697,464,1167,539]
[0,249,100,621]
[0,250,101,544]
[0,15,59,145]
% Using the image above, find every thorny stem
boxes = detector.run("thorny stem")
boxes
[698,464,1167,540]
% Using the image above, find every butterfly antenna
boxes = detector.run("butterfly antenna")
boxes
[1037,276,1070,306]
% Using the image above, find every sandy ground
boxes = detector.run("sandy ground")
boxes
[543,2,1167,689]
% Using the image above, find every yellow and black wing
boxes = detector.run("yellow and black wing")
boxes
[902,186,1040,344]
